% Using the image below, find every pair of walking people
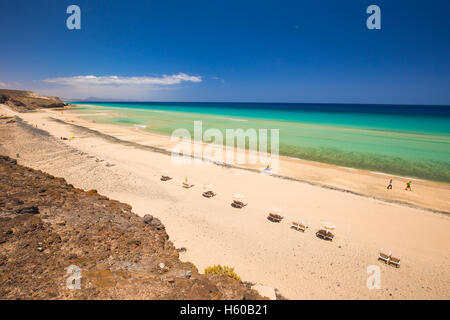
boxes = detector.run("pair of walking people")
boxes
[387,179,412,191]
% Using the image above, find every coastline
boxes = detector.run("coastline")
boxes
[69,102,450,184]
[1,103,450,299]
[44,104,450,213]
[35,116,450,216]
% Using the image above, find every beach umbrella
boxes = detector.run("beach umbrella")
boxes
[322,221,336,230]
[270,207,283,215]
[203,184,214,191]
[232,193,245,201]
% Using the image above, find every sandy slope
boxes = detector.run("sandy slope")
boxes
[1,104,449,299]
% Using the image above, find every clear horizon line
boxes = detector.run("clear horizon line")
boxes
[66,99,450,107]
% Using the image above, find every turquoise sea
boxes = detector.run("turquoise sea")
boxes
[68,102,450,183]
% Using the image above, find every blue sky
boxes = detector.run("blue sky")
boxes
[0,0,449,104]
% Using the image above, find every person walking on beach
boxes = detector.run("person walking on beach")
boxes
[405,181,412,191]
[387,179,393,190]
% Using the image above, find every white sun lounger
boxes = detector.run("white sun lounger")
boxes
[232,194,247,208]
[268,213,284,222]
[378,248,392,264]
[182,182,194,188]
[232,200,247,208]
[389,252,401,268]
[291,221,309,232]
[182,176,194,189]
[316,229,335,241]
[160,170,172,181]
[202,190,216,198]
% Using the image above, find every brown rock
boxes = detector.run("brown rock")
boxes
[55,219,66,226]
[0,89,66,112]
[15,206,39,215]
[0,155,262,300]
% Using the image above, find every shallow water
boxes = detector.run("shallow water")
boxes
[68,102,450,183]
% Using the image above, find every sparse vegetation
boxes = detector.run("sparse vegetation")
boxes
[204,265,242,281]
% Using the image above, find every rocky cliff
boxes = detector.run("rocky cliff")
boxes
[0,89,66,112]
[0,154,261,300]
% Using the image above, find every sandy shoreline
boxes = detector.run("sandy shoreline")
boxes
[1,104,450,299]
[43,104,450,213]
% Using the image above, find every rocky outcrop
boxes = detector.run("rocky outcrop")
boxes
[0,155,262,300]
[0,89,66,112]
[143,214,165,230]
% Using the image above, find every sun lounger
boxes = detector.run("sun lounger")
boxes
[202,184,216,198]
[202,190,216,198]
[232,200,247,208]
[267,207,284,222]
[182,176,194,189]
[160,170,172,181]
[231,194,247,208]
[389,252,401,268]
[182,182,194,188]
[268,213,284,222]
[316,229,334,241]
[291,221,309,232]
[378,248,391,264]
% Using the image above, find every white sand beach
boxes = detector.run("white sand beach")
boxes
[1,104,450,299]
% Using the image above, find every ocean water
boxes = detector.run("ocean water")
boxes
[68,102,450,183]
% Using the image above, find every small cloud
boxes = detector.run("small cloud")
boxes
[38,73,202,100]
[43,73,202,86]
[0,82,7,87]
[211,76,225,83]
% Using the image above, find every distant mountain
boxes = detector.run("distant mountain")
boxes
[66,97,142,102]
